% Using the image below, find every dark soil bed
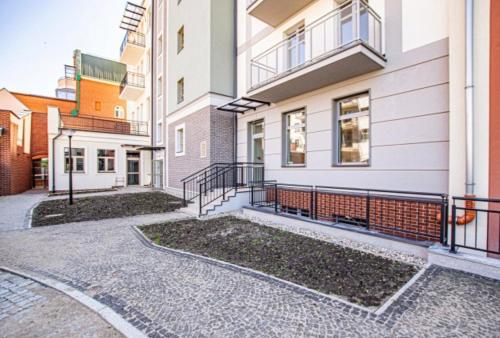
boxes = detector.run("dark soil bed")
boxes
[33,192,185,226]
[140,216,418,307]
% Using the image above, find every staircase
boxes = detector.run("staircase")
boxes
[181,162,264,216]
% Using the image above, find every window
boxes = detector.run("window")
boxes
[175,124,185,156]
[157,76,163,97]
[334,93,370,165]
[97,149,115,172]
[156,121,163,144]
[177,26,184,53]
[95,101,102,111]
[284,109,306,166]
[177,78,184,103]
[114,106,124,118]
[64,148,85,173]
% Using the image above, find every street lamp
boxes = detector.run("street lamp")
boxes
[63,129,75,205]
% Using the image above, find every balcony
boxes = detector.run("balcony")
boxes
[119,31,146,64]
[60,114,148,136]
[119,72,145,100]
[248,0,385,103]
[247,0,315,27]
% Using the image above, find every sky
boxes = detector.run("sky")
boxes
[0,0,126,97]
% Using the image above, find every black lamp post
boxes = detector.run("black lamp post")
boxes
[64,129,75,205]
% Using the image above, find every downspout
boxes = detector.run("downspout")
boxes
[51,130,62,192]
[233,0,238,163]
[439,0,476,225]
[150,0,155,187]
[455,0,476,224]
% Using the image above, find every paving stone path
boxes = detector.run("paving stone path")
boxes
[0,212,499,337]
[0,270,121,337]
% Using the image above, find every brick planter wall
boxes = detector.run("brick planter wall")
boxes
[261,186,443,242]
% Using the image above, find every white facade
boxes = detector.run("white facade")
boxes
[48,107,151,191]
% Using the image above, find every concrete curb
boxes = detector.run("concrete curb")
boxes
[0,266,146,338]
[24,200,42,229]
[132,224,426,316]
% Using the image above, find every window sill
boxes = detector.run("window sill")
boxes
[175,152,185,157]
[331,163,370,168]
[97,171,116,174]
[281,165,306,168]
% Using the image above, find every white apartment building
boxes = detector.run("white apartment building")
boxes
[150,0,500,265]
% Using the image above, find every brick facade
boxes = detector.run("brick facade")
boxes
[0,111,32,196]
[79,78,127,118]
[168,105,235,189]
[262,187,443,242]
[30,111,48,159]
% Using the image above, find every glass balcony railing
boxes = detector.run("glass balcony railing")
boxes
[249,0,383,90]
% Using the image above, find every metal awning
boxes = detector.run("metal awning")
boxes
[135,146,165,151]
[217,97,270,114]
[120,2,146,31]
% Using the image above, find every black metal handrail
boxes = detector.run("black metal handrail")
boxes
[120,72,145,93]
[450,196,500,256]
[196,163,264,215]
[59,114,148,136]
[120,31,146,55]
[250,182,448,243]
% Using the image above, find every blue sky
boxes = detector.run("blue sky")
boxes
[0,0,126,96]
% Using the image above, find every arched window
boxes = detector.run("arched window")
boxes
[114,106,124,119]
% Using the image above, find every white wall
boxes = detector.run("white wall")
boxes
[52,132,150,191]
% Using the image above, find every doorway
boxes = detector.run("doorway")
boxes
[32,158,48,188]
[249,120,264,183]
[127,151,140,185]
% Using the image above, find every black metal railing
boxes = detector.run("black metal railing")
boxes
[120,31,146,55]
[120,72,145,93]
[181,162,264,215]
[450,196,500,256]
[251,182,448,243]
[59,114,148,136]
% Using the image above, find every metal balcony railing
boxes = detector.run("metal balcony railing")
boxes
[120,31,146,55]
[120,72,145,93]
[60,114,148,136]
[249,0,383,89]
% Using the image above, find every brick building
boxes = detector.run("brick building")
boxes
[0,110,31,195]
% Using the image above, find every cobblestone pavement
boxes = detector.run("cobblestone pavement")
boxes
[0,190,46,231]
[0,215,499,337]
[0,270,121,337]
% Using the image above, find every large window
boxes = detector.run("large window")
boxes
[64,148,85,173]
[156,121,163,144]
[283,109,306,166]
[286,24,305,69]
[334,93,370,165]
[177,78,184,103]
[175,124,185,156]
[97,149,115,173]
[177,26,184,53]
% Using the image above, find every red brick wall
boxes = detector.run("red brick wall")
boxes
[488,0,500,256]
[0,111,32,196]
[265,187,442,242]
[30,112,48,159]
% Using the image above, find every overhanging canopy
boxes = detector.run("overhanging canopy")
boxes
[217,97,270,114]
[120,2,146,31]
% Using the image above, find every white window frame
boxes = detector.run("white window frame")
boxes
[64,147,86,173]
[175,123,186,156]
[97,149,116,173]
[114,105,124,119]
